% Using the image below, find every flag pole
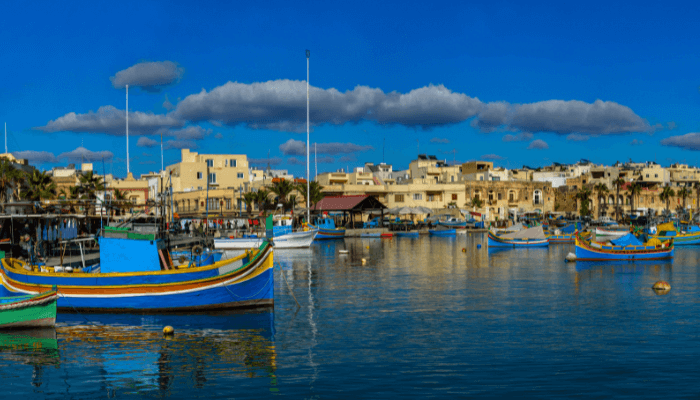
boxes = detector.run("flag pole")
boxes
[306,49,311,223]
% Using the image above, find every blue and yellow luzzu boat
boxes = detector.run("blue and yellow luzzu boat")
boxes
[309,217,346,240]
[650,222,700,246]
[574,232,674,261]
[488,226,549,247]
[0,235,274,313]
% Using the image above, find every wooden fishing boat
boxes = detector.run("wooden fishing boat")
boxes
[488,225,549,247]
[309,216,346,240]
[650,222,700,246]
[395,231,419,238]
[429,228,456,236]
[595,227,629,241]
[0,236,274,312]
[214,235,265,250]
[0,290,58,329]
[574,232,674,261]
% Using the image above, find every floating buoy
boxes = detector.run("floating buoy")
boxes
[361,258,367,265]
[366,246,370,249]
[565,253,577,262]
[163,326,174,336]
[652,281,671,291]
[476,244,481,249]
[462,248,466,252]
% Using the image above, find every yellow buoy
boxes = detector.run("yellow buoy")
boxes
[361,258,367,265]
[366,245,369,249]
[462,248,466,252]
[163,326,174,335]
[652,281,671,291]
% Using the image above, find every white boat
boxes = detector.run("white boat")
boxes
[271,229,318,248]
[595,227,629,240]
[214,236,265,250]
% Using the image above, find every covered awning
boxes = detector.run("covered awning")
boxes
[310,195,387,212]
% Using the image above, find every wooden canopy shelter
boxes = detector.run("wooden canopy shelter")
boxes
[310,195,387,228]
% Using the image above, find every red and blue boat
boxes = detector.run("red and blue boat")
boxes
[0,234,274,312]
[309,216,346,240]
[574,232,674,261]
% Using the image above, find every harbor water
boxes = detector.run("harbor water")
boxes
[1,233,698,398]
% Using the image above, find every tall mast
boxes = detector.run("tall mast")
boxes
[4,122,7,154]
[314,143,317,181]
[306,50,310,223]
[160,130,164,172]
[126,84,130,174]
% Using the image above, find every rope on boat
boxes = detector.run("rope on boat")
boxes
[57,289,94,325]
[0,293,58,311]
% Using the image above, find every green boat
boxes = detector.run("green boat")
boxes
[0,291,58,329]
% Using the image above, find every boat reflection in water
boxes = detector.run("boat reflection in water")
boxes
[0,311,277,396]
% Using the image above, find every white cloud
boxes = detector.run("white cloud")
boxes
[111,61,184,92]
[279,139,373,156]
[502,132,533,142]
[58,146,113,161]
[630,139,644,146]
[527,139,549,150]
[137,137,158,147]
[37,105,183,136]
[480,154,505,160]
[12,150,58,163]
[660,133,700,150]
[566,133,589,142]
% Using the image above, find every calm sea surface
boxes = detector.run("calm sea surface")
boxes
[2,233,699,398]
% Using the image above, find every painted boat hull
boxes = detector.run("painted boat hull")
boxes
[574,234,674,261]
[487,232,549,247]
[652,231,700,245]
[1,243,275,312]
[595,227,629,240]
[272,229,318,248]
[437,221,467,229]
[396,231,419,238]
[0,291,57,329]
[309,225,346,240]
[429,229,456,236]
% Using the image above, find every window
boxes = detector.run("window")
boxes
[206,159,213,167]
[197,172,203,179]
[413,193,422,200]
[452,194,458,201]
[508,190,515,202]
[230,159,237,167]
[226,199,231,210]
[646,174,649,178]
[451,176,455,182]
[498,193,502,200]
[479,176,484,181]
[655,174,658,178]
[488,191,494,202]
[237,173,244,179]
[395,194,404,202]
[208,173,216,184]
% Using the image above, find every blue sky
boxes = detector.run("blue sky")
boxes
[2,0,700,177]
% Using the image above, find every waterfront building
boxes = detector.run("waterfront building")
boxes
[166,149,249,193]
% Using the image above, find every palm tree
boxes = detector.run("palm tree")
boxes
[678,187,691,210]
[627,182,642,216]
[112,189,133,215]
[0,159,22,211]
[253,189,270,215]
[78,170,105,217]
[59,186,81,213]
[242,192,256,217]
[612,177,625,221]
[24,170,57,201]
[594,182,609,219]
[296,181,326,209]
[466,196,484,209]
[575,186,593,217]
[659,186,675,215]
[268,179,296,209]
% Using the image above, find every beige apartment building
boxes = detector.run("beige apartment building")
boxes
[166,149,249,193]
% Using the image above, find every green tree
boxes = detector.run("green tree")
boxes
[268,179,296,209]
[78,171,105,216]
[466,196,484,209]
[296,181,325,209]
[594,182,609,219]
[576,186,593,216]
[112,189,133,215]
[243,192,256,217]
[24,170,57,201]
[0,159,22,210]
[612,177,625,221]
[626,181,642,216]
[253,189,270,215]
[678,187,691,209]
[659,186,675,215]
